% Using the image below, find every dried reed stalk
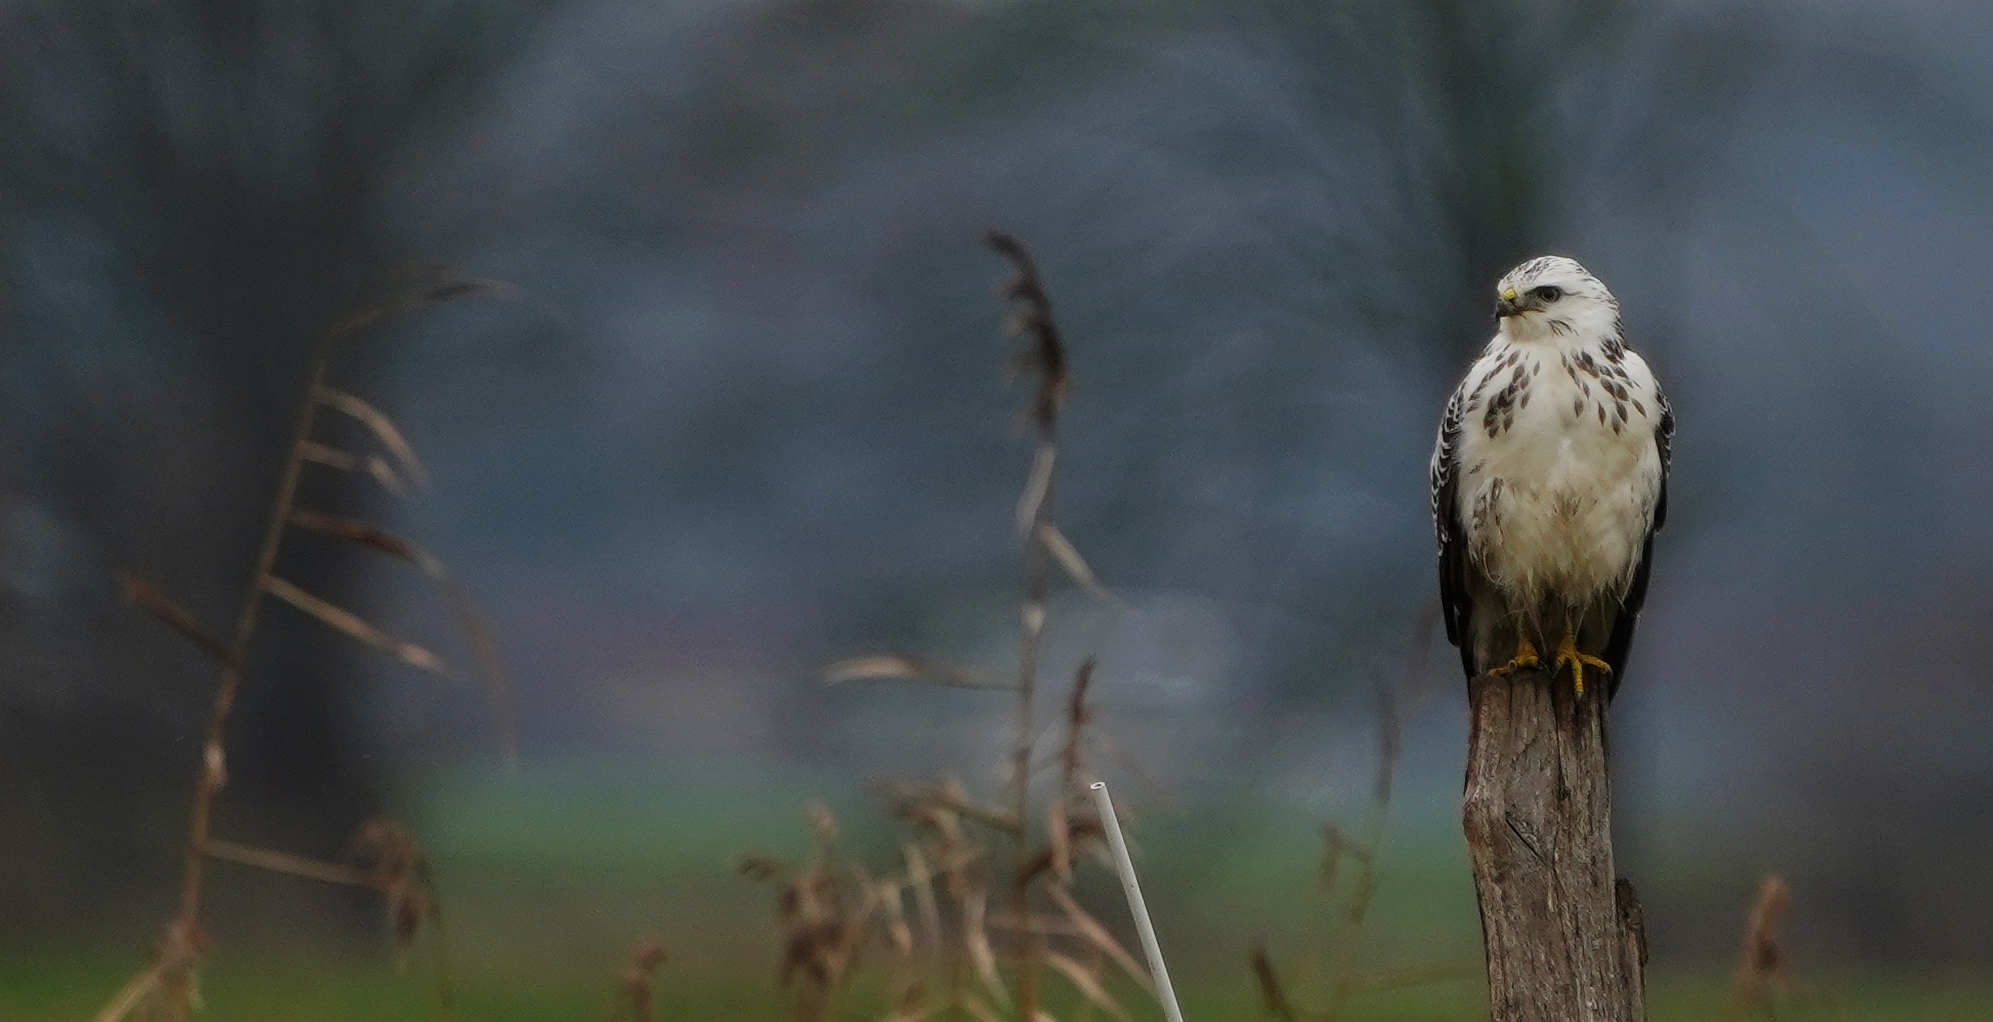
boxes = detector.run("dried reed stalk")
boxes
[777,233,1144,1022]
[1730,874,1797,1015]
[985,228,1068,1022]
[608,941,668,1022]
[741,805,884,1022]
[92,278,518,1022]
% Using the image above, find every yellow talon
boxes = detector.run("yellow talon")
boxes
[1553,632,1612,694]
[1489,636,1541,676]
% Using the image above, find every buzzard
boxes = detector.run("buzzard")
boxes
[1429,256,1672,696]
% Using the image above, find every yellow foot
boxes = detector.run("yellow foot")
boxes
[1488,637,1541,677]
[1553,633,1612,695]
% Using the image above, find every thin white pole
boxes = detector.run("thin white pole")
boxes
[1089,781,1186,1022]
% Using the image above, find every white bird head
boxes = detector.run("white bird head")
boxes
[1492,255,1620,347]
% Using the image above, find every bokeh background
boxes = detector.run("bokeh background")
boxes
[4,0,1993,1018]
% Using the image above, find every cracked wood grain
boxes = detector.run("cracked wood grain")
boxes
[1464,665,1646,1022]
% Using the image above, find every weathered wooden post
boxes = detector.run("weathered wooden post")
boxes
[1463,665,1646,1022]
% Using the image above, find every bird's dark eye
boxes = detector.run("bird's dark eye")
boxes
[1532,285,1563,302]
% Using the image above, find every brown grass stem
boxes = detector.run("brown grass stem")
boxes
[986,229,1068,1022]
[778,234,1139,1022]
[1730,874,1797,1015]
[95,278,519,1022]
[206,839,375,887]
[172,329,331,931]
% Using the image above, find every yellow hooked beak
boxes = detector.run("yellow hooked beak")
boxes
[1495,288,1522,319]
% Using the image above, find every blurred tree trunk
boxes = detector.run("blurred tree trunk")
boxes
[0,0,555,929]
[1463,666,1646,1022]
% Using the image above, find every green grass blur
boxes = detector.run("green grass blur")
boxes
[8,762,1988,1022]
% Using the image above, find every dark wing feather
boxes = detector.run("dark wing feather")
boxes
[1601,390,1672,699]
[1431,380,1476,680]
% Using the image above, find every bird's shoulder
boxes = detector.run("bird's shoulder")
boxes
[1432,350,1495,466]
[1430,340,1510,525]
[1612,344,1661,387]
[1610,341,1672,452]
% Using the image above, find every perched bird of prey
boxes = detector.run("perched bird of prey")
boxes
[1429,256,1672,697]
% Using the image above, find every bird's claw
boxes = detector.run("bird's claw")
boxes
[1552,635,1612,695]
[1487,638,1542,677]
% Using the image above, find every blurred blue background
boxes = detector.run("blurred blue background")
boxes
[3,0,1992,1007]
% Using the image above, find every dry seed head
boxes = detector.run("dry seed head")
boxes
[611,941,666,1022]
[1065,660,1095,731]
[346,818,438,964]
[1732,874,1798,1013]
[983,230,1068,435]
